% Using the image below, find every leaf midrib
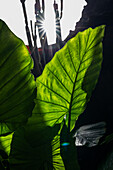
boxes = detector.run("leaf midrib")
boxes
[68,33,90,132]
[68,63,81,132]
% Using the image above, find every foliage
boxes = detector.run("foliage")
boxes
[0,19,36,135]
[0,19,105,169]
[29,24,105,132]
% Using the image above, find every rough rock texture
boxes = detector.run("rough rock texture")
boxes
[65,0,113,41]
[64,0,113,169]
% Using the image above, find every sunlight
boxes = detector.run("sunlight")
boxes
[36,14,45,39]
[43,15,56,45]
[0,0,87,46]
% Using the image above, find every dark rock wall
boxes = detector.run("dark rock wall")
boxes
[65,0,113,41]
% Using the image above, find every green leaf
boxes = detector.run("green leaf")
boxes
[0,132,14,156]
[52,135,65,170]
[7,123,80,170]
[0,20,36,135]
[9,125,64,170]
[28,25,105,131]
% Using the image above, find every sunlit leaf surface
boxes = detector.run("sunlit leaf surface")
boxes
[0,20,36,134]
[52,135,65,169]
[0,132,14,156]
[29,25,105,131]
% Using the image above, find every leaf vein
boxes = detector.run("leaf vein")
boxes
[37,80,70,104]
[47,67,71,95]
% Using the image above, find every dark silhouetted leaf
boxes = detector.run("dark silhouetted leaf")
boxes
[0,20,36,135]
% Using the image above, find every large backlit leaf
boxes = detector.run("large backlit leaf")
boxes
[0,20,36,134]
[28,25,105,131]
